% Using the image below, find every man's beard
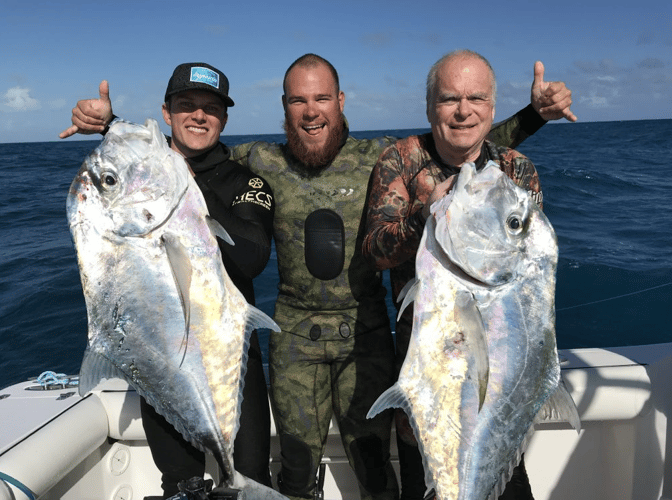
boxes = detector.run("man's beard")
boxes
[283,116,344,169]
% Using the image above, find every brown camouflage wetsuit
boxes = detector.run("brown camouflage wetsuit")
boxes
[230,106,543,500]
[362,133,543,500]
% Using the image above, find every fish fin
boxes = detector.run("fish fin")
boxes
[232,471,289,499]
[487,427,535,500]
[535,376,582,432]
[454,290,489,410]
[206,215,235,246]
[78,349,128,395]
[367,384,409,419]
[396,278,419,320]
[80,350,207,453]
[162,232,192,364]
[232,305,279,439]
[247,305,281,332]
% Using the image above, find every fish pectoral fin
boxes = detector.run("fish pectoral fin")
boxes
[367,384,409,419]
[162,232,193,359]
[396,278,420,320]
[206,215,235,246]
[453,290,489,410]
[247,305,281,333]
[535,377,582,432]
[78,349,129,395]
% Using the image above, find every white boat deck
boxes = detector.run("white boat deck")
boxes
[1,344,672,500]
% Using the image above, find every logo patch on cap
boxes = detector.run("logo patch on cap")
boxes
[190,67,219,89]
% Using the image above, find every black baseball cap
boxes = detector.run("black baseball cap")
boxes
[164,62,235,107]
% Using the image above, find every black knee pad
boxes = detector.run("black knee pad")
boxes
[278,434,315,498]
[349,435,391,494]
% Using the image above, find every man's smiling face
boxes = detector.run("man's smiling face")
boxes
[282,63,345,168]
[427,54,495,165]
[162,90,227,158]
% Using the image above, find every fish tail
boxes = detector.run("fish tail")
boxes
[231,472,289,499]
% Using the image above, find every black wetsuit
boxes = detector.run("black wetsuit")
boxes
[140,140,275,498]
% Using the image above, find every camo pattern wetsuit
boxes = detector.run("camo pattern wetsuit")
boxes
[232,130,400,500]
[362,134,542,500]
[230,106,544,500]
[141,140,275,497]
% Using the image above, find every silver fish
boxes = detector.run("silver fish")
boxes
[68,118,286,499]
[368,162,580,500]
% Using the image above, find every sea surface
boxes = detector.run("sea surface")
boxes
[1,120,671,389]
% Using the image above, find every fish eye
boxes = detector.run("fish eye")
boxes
[506,214,524,234]
[101,171,118,189]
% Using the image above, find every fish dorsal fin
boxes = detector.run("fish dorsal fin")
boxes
[206,215,235,246]
[161,232,192,362]
[396,278,420,321]
[535,376,582,432]
[367,384,409,419]
[453,290,489,410]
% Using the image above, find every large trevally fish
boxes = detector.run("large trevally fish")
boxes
[368,162,580,500]
[67,118,285,499]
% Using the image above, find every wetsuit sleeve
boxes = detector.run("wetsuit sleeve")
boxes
[488,104,546,150]
[229,142,254,167]
[196,172,274,280]
[516,157,544,210]
[362,145,426,271]
[498,148,544,211]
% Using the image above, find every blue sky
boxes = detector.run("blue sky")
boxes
[1,0,670,143]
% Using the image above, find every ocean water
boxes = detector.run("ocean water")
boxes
[1,120,671,389]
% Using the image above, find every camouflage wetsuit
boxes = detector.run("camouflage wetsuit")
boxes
[362,133,543,500]
[232,128,399,500]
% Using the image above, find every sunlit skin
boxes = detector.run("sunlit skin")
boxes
[162,90,228,159]
[282,64,345,156]
[427,55,495,166]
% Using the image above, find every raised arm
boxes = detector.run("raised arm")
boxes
[59,80,114,138]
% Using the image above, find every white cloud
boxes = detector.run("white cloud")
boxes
[3,87,41,111]
[579,92,610,108]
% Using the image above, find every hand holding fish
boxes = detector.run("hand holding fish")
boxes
[59,80,114,138]
[531,61,577,122]
[421,174,456,220]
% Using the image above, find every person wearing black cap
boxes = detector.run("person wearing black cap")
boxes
[61,63,276,498]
